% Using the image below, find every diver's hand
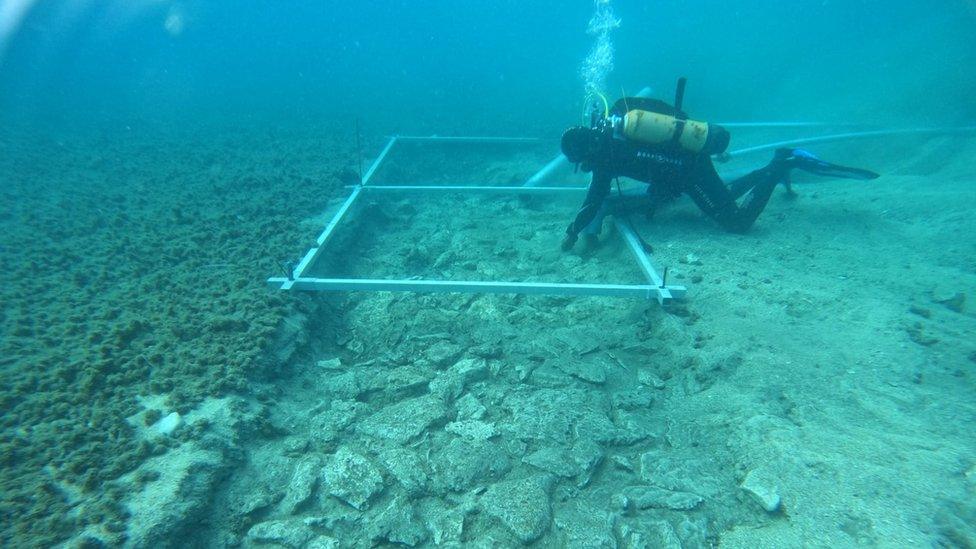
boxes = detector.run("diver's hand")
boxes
[560,232,578,252]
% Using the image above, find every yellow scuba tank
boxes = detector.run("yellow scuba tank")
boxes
[621,110,725,154]
[617,77,730,155]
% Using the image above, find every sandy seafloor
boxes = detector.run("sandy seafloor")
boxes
[1,124,974,548]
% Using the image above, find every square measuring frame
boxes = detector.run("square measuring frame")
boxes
[267,135,686,303]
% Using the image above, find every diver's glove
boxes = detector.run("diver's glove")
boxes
[774,148,880,180]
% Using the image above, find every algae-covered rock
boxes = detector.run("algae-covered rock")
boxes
[617,519,682,549]
[481,476,553,543]
[570,439,604,487]
[430,438,510,492]
[455,393,487,420]
[368,365,432,399]
[623,485,703,510]
[429,358,489,403]
[323,371,364,400]
[554,357,607,384]
[419,498,470,545]
[310,399,368,445]
[322,447,384,510]
[523,447,578,477]
[306,535,341,549]
[611,388,654,410]
[502,388,609,444]
[246,519,315,548]
[125,439,229,546]
[424,341,463,370]
[522,439,604,484]
[637,369,666,389]
[369,496,429,547]
[377,447,429,496]
[554,503,616,548]
[357,396,446,444]
[445,419,497,441]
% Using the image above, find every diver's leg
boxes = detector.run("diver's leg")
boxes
[727,168,777,200]
[684,157,782,233]
[581,201,611,236]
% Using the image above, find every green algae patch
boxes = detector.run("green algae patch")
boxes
[0,127,350,545]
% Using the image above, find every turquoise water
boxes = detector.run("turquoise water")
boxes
[1,1,974,546]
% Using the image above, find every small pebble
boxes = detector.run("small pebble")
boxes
[156,412,182,436]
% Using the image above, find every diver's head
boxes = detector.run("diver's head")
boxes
[561,126,604,164]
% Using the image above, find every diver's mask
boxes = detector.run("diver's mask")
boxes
[561,126,609,170]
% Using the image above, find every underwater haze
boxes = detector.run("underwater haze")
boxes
[1,0,975,547]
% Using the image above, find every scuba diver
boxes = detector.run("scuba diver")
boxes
[560,79,880,251]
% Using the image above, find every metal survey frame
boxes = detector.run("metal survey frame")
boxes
[267,135,686,303]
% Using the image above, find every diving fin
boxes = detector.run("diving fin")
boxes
[778,148,880,180]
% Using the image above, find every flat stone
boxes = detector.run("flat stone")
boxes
[637,369,666,389]
[481,477,553,543]
[306,536,340,549]
[377,447,428,496]
[368,365,431,399]
[612,410,657,445]
[639,453,695,492]
[280,455,321,515]
[246,519,315,549]
[612,388,654,410]
[316,358,343,370]
[357,396,446,444]
[554,357,606,384]
[425,341,463,369]
[451,357,489,385]
[570,439,604,486]
[322,447,384,510]
[528,365,574,388]
[741,468,781,512]
[455,393,486,420]
[623,486,702,511]
[523,447,578,478]
[445,420,497,441]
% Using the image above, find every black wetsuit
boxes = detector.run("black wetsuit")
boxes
[566,138,785,237]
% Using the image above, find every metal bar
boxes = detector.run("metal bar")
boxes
[614,219,677,304]
[290,186,364,281]
[361,185,587,194]
[268,276,661,299]
[729,126,976,157]
[362,136,398,185]
[524,154,569,187]
[717,122,872,129]
[391,136,541,143]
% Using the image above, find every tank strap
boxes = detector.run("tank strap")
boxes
[671,77,689,145]
[673,77,688,118]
